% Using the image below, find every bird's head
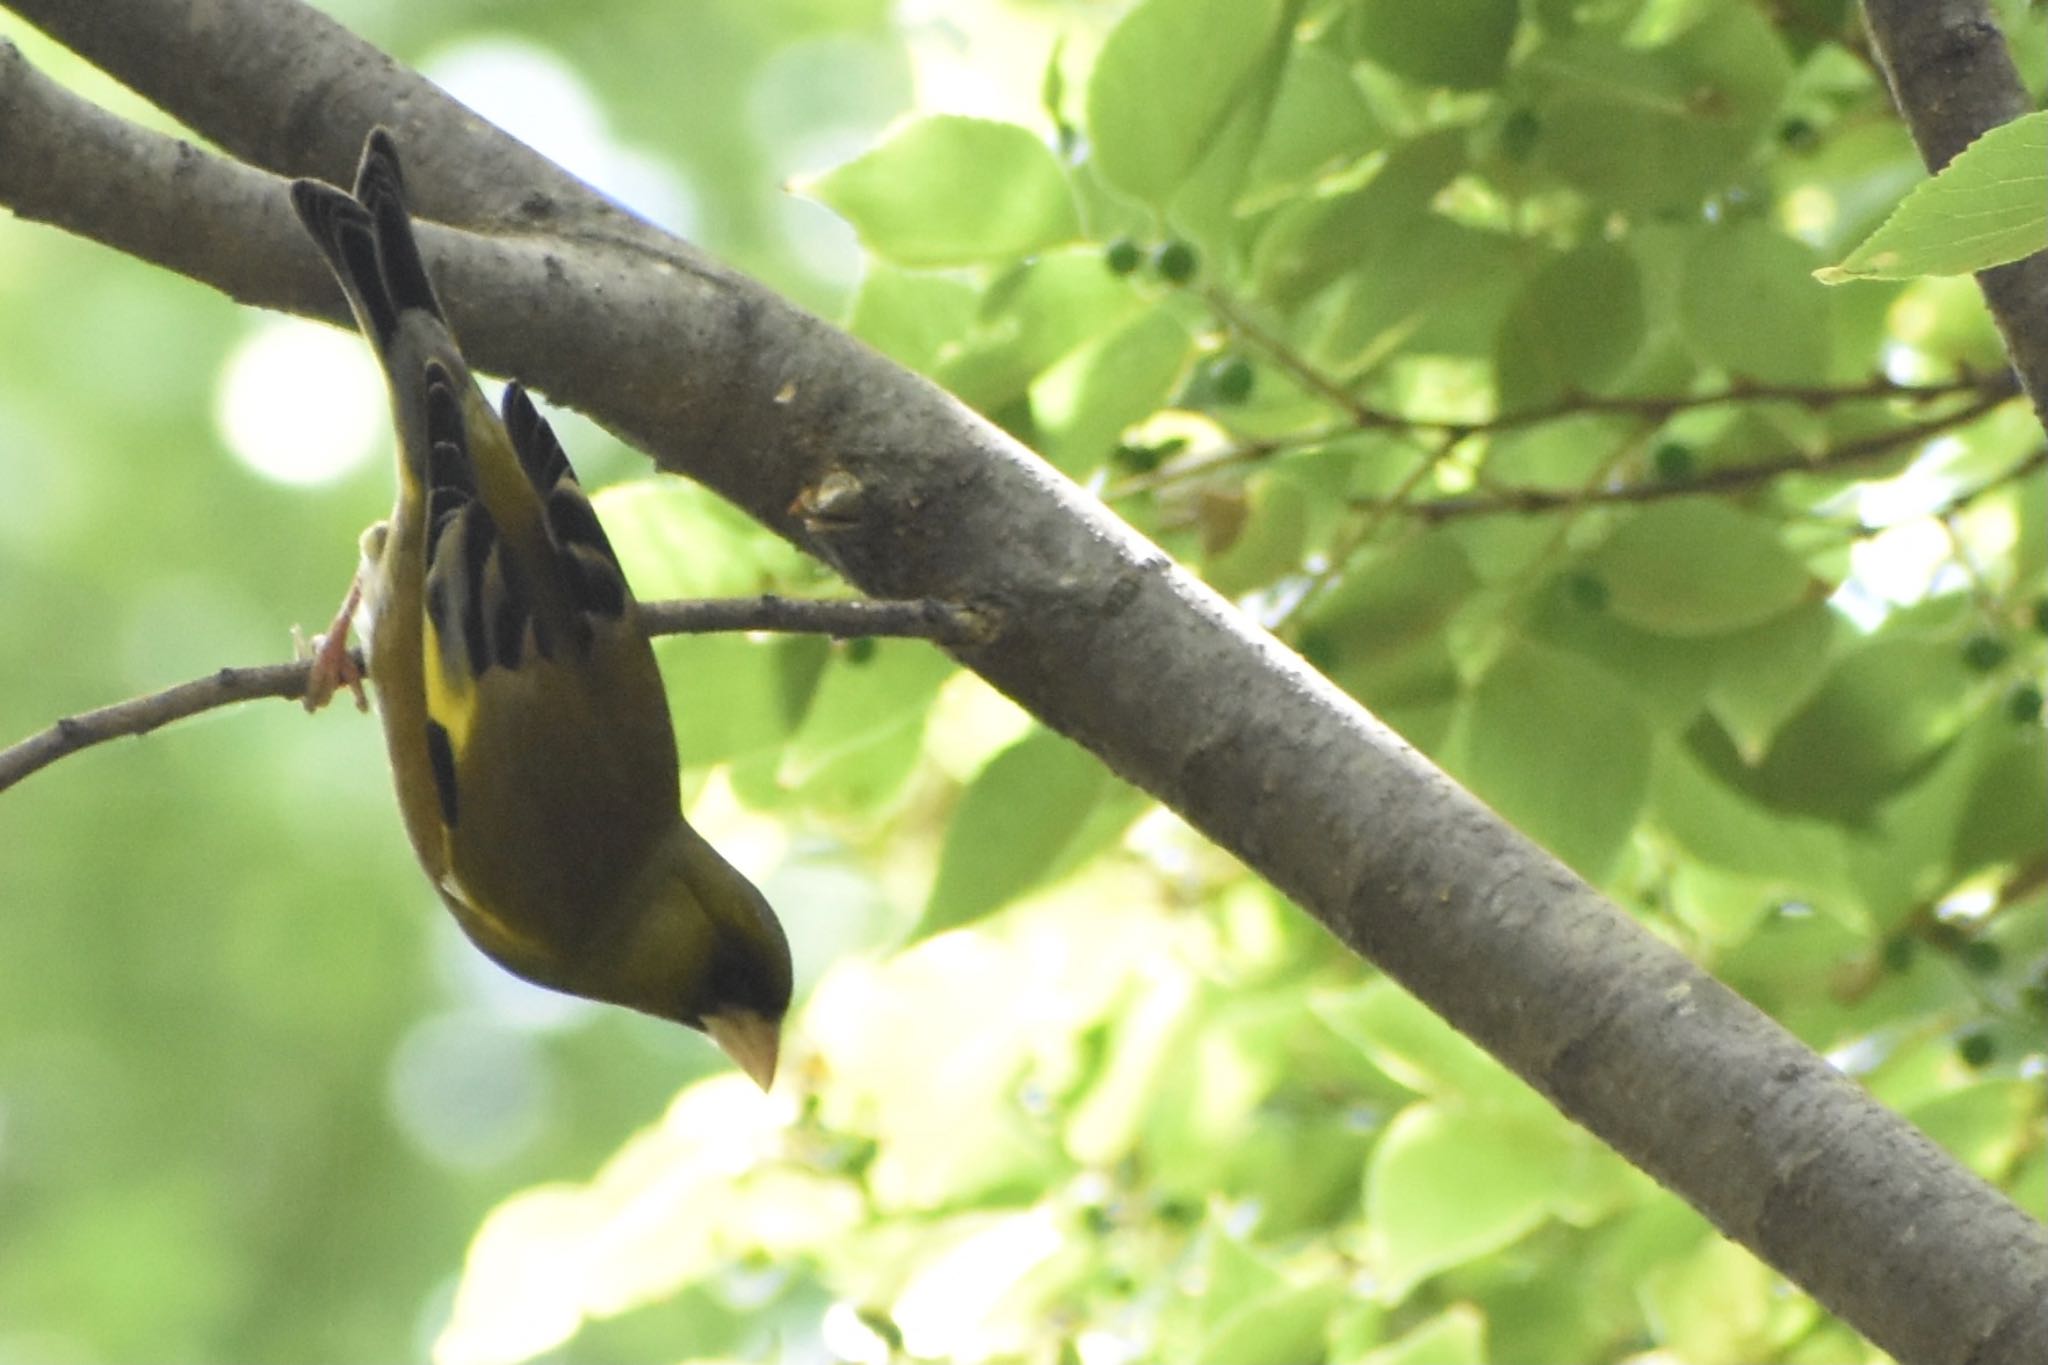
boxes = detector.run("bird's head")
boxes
[593,824,793,1090]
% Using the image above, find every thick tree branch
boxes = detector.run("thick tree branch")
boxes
[1862,0,2048,432]
[1,5,2043,1363]
[0,596,985,796]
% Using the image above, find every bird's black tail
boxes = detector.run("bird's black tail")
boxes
[289,128,446,352]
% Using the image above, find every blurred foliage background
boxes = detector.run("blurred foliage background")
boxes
[0,1,2044,1362]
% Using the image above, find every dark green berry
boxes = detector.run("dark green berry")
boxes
[1879,934,1916,974]
[1111,434,1186,473]
[1299,630,1338,676]
[1500,108,1541,162]
[1961,633,2009,672]
[1209,355,1255,405]
[2021,971,2048,1018]
[855,1308,905,1351]
[1956,1029,1996,1069]
[2007,682,2044,725]
[1104,237,1143,276]
[1153,239,1198,284]
[1958,939,2004,975]
[844,636,878,665]
[1112,440,1162,473]
[1652,442,1696,483]
[1566,572,1609,611]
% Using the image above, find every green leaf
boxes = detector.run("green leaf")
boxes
[1649,736,1849,903]
[1158,2,1303,255]
[1086,0,1286,205]
[1820,112,2048,282]
[1586,500,1815,636]
[1348,0,1520,91]
[1522,574,1724,728]
[1474,412,1635,498]
[778,644,956,812]
[661,635,811,769]
[1495,241,1644,411]
[1356,1306,1487,1365]
[800,116,1079,267]
[936,249,1145,412]
[1310,220,1522,373]
[1637,1238,1777,1364]
[1366,1103,1573,1297]
[1705,602,1845,758]
[846,265,979,373]
[1680,223,1832,383]
[596,479,809,597]
[1314,978,1529,1106]
[1030,306,1191,476]
[1202,1277,1347,1365]
[1737,633,1976,822]
[810,948,1077,1209]
[1253,129,1468,308]
[1907,1079,2040,1179]
[1243,47,1383,201]
[1300,532,1477,717]
[1519,6,1792,213]
[1203,473,1310,596]
[920,726,1112,935]
[1067,971,1207,1164]
[1450,641,1652,882]
[1951,722,2048,880]
[1160,1205,1357,1354]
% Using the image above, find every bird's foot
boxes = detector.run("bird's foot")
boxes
[300,578,368,713]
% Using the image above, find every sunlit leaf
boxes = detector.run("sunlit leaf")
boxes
[1681,223,1834,383]
[801,116,1080,267]
[1086,0,1288,204]
[1587,500,1816,636]
[920,726,1114,935]
[1348,0,1519,91]
[1366,1103,1574,1297]
[1820,112,2048,282]
[1450,642,1653,882]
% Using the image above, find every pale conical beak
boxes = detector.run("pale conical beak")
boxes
[705,1009,782,1091]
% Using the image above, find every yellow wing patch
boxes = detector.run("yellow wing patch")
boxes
[422,613,477,753]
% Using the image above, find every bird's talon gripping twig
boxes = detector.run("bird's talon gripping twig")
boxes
[301,579,368,713]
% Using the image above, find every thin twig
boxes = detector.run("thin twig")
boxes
[1461,371,2000,438]
[1401,387,2019,521]
[1108,371,2005,500]
[638,594,990,643]
[1794,446,2048,545]
[1281,427,1467,625]
[0,595,985,796]
[1200,287,1396,428]
[1938,446,2048,520]
[0,663,323,795]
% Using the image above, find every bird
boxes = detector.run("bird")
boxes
[289,128,791,1088]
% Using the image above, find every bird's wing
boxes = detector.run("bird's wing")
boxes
[293,132,682,972]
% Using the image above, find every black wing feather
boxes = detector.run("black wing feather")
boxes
[352,129,446,324]
[289,180,399,348]
[501,384,571,492]
[499,384,632,627]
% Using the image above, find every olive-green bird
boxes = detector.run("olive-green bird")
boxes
[290,129,791,1087]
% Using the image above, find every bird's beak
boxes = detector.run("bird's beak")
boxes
[705,1009,782,1091]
